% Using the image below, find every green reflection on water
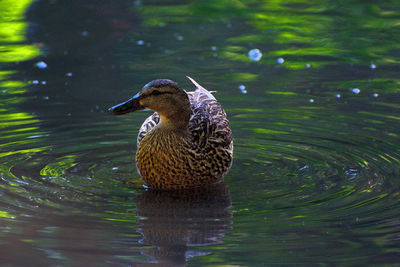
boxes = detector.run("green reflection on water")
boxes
[253,128,289,135]
[0,0,47,160]
[137,0,247,26]
[133,0,400,73]
[0,44,40,62]
[0,0,32,41]
[40,156,77,177]
[0,211,16,219]
[0,0,40,62]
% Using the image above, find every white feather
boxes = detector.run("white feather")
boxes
[186,76,216,100]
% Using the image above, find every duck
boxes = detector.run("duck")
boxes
[109,76,233,190]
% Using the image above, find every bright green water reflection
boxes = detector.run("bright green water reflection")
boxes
[0,0,400,266]
[0,0,40,62]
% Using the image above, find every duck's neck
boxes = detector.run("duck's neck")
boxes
[158,107,191,134]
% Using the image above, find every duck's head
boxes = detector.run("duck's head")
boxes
[109,79,190,127]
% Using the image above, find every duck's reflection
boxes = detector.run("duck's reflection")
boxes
[136,182,232,266]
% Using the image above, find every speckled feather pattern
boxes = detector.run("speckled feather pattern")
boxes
[136,85,233,190]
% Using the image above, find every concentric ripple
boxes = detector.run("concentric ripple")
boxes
[221,91,400,265]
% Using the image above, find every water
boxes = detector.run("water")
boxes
[1,0,400,265]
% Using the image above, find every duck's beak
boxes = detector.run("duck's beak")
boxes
[108,94,143,115]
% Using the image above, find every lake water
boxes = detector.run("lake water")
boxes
[1,0,400,265]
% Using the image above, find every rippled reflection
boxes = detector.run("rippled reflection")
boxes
[137,183,232,266]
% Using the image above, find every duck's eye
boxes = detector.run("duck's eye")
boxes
[152,90,161,96]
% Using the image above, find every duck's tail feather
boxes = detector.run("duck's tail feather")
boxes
[186,76,216,100]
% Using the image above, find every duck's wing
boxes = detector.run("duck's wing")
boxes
[137,112,160,144]
[186,77,233,150]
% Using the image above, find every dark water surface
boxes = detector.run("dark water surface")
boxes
[1,0,400,265]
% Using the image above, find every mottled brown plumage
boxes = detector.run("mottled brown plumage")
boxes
[109,77,233,190]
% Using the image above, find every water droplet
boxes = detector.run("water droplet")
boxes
[112,167,119,170]
[238,84,247,94]
[211,46,217,51]
[36,61,47,69]
[66,72,73,77]
[248,49,262,61]
[81,31,89,37]
[352,88,360,94]
[277,57,285,64]
[31,80,39,84]
[373,93,379,98]
[213,53,218,57]
[67,113,71,116]
[41,81,47,85]
[309,98,314,103]
[305,63,311,68]
[299,165,309,171]
[370,64,376,69]
[136,40,144,45]
[176,35,184,41]
[43,96,49,100]
[336,94,341,98]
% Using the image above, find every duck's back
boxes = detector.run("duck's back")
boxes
[186,86,233,152]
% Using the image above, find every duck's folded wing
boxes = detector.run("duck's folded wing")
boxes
[188,96,232,149]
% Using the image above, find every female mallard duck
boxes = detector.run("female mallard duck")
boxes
[109,77,233,190]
